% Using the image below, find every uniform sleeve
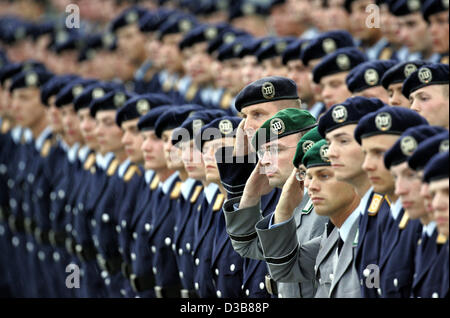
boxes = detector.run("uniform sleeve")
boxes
[255,213,321,284]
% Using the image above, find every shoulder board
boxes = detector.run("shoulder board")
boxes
[398,212,410,230]
[220,92,232,110]
[90,166,96,174]
[162,78,173,92]
[436,233,448,244]
[150,174,160,190]
[440,55,449,65]
[1,119,11,134]
[190,185,203,204]
[123,165,141,182]
[383,194,392,207]
[353,228,359,247]
[185,84,198,102]
[301,198,314,215]
[84,153,96,170]
[213,193,225,212]
[379,47,393,60]
[40,139,52,158]
[106,159,120,176]
[170,181,183,200]
[368,193,384,216]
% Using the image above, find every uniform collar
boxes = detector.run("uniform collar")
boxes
[23,128,33,143]
[338,207,360,243]
[360,187,374,215]
[78,145,91,162]
[35,126,53,152]
[160,171,179,195]
[391,198,403,220]
[181,178,197,200]
[118,159,131,178]
[423,221,437,237]
[145,169,155,185]
[204,182,219,205]
[11,126,23,144]
[67,142,80,163]
[96,152,115,170]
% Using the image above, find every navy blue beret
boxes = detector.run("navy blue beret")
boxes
[282,39,310,65]
[179,23,229,50]
[55,78,98,108]
[389,0,425,16]
[346,60,397,93]
[41,74,79,106]
[354,106,429,144]
[217,35,253,61]
[138,9,176,33]
[0,50,8,69]
[73,81,118,112]
[157,14,198,40]
[423,151,449,182]
[422,0,450,21]
[51,31,83,54]
[110,6,149,33]
[0,60,46,86]
[384,125,446,169]
[138,105,176,132]
[402,63,449,98]
[318,96,386,137]
[256,37,296,62]
[207,27,249,54]
[235,36,269,58]
[408,131,449,170]
[380,60,428,89]
[9,69,53,92]
[90,90,135,118]
[77,33,117,62]
[312,47,368,84]
[115,93,174,127]
[29,21,54,42]
[235,76,299,112]
[195,116,242,151]
[228,0,271,20]
[301,30,355,66]
[155,104,205,138]
[171,109,228,145]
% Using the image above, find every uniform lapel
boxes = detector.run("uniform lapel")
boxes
[315,225,339,268]
[379,209,404,269]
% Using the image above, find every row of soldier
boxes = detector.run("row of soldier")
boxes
[0,0,449,298]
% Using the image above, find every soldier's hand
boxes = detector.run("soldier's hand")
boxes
[273,168,304,224]
[239,161,273,209]
[233,118,250,157]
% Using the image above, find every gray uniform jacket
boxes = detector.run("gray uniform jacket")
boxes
[223,193,328,297]
[255,212,362,298]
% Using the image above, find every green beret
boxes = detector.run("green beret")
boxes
[302,139,331,168]
[293,126,323,168]
[252,108,317,150]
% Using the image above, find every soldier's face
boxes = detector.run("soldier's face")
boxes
[258,134,299,188]
[305,166,357,217]
[390,162,428,220]
[398,13,431,52]
[429,178,449,237]
[78,108,98,150]
[350,0,379,41]
[47,96,64,134]
[361,134,399,196]
[241,56,263,87]
[160,33,184,73]
[387,83,410,108]
[116,24,146,63]
[162,129,184,171]
[319,72,352,109]
[326,124,366,184]
[141,130,167,171]
[409,85,449,129]
[429,11,449,54]
[121,118,143,163]
[179,140,206,181]
[324,0,350,31]
[61,104,84,146]
[95,110,124,155]
[354,86,389,104]
[419,174,434,216]
[240,102,281,140]
[202,138,235,183]
[287,60,313,100]
[11,87,46,130]
[261,58,288,78]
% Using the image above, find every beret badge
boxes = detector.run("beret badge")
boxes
[261,82,276,99]
[375,112,392,131]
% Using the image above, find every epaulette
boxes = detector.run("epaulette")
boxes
[170,181,183,199]
[185,84,198,102]
[368,193,384,216]
[398,212,409,230]
[123,165,141,182]
[150,174,160,190]
[301,198,314,215]
[213,193,225,212]
[440,55,449,65]
[84,153,96,171]
[190,185,203,204]
[40,139,53,158]
[379,47,393,60]
[1,119,11,134]
[106,159,120,176]
[162,77,173,92]
[90,166,96,174]
[220,91,232,110]
[437,233,448,244]
[383,194,392,207]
